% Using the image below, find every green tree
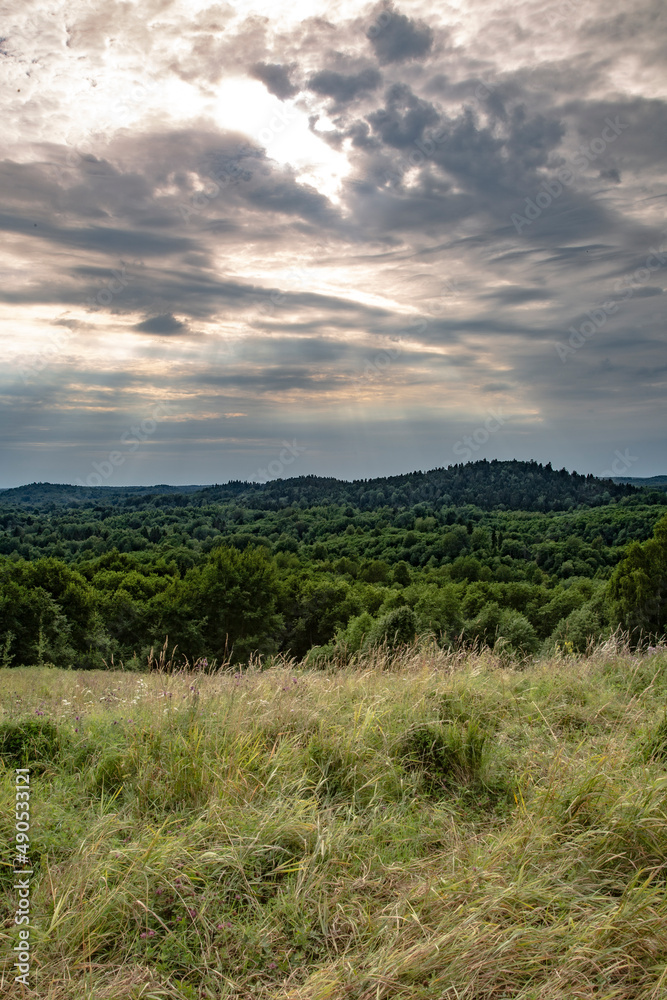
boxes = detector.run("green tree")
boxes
[180,544,283,663]
[608,512,667,639]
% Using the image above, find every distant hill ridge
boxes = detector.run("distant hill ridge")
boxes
[612,476,667,488]
[1,459,664,512]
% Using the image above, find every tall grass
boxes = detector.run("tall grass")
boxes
[0,638,666,998]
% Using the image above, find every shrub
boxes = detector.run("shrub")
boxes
[367,606,418,650]
[466,603,539,656]
[549,602,608,653]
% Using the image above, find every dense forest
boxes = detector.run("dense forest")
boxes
[0,460,665,670]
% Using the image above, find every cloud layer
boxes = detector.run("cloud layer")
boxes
[1,0,666,486]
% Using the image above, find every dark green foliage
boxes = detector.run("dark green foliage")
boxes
[549,599,608,653]
[609,512,667,640]
[367,606,418,650]
[0,717,65,769]
[0,463,665,667]
[465,603,540,655]
[393,560,411,586]
[398,720,489,791]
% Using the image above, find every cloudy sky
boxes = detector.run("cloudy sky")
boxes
[1,0,666,487]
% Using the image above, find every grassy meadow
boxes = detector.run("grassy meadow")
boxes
[1,641,667,998]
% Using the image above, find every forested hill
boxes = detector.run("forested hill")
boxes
[612,476,667,491]
[202,460,645,512]
[0,483,205,509]
[0,460,656,512]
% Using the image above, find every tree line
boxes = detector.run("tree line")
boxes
[0,462,665,669]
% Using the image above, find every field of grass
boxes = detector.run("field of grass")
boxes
[1,641,667,999]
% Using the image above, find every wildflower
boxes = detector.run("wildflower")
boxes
[188,908,197,918]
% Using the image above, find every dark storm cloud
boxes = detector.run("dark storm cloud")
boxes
[366,82,439,148]
[366,3,434,65]
[308,67,382,104]
[2,0,667,485]
[134,314,188,335]
[250,62,298,99]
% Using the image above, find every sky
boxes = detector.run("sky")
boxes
[1,0,666,488]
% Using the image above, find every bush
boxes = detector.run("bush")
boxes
[367,606,418,650]
[333,612,375,656]
[465,603,539,656]
[549,601,608,653]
